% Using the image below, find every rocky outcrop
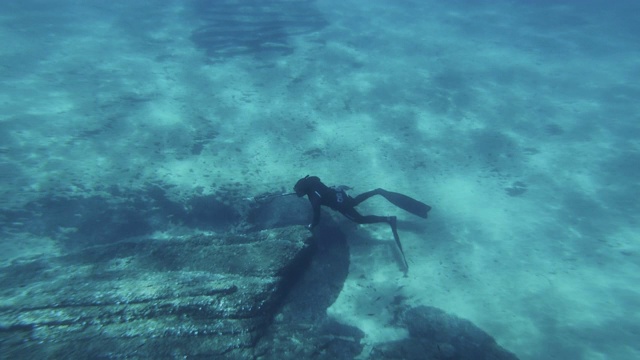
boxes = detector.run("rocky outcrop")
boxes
[1,188,519,359]
[370,306,519,360]
[0,226,313,359]
[254,223,365,360]
[190,0,328,58]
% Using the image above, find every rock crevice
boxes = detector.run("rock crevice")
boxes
[0,226,314,359]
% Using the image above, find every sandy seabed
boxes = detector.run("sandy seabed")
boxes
[1,1,638,359]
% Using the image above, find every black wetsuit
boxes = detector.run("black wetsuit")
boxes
[294,175,431,272]
[294,176,389,229]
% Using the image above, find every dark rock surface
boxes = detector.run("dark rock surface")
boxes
[0,226,313,359]
[245,192,309,231]
[0,184,243,251]
[370,306,519,360]
[1,187,520,359]
[254,223,365,360]
[189,0,328,58]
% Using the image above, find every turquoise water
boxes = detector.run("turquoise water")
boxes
[1,1,638,359]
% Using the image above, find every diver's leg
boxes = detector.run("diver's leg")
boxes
[376,189,431,218]
[350,189,384,206]
[342,207,407,271]
[352,189,430,218]
[339,207,389,224]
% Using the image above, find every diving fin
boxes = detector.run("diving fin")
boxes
[389,216,408,273]
[379,189,431,218]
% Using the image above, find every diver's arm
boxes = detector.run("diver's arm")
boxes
[309,195,322,229]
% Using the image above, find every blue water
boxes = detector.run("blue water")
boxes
[1,1,638,359]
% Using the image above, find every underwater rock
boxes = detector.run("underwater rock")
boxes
[254,222,365,359]
[370,306,519,360]
[245,191,309,231]
[0,185,242,252]
[1,186,519,359]
[0,226,314,359]
[505,181,528,197]
[189,0,328,58]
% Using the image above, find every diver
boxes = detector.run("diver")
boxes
[293,175,431,271]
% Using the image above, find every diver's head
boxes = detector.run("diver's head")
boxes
[294,175,321,197]
[294,175,310,197]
